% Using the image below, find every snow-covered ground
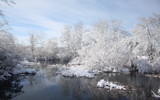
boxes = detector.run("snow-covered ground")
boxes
[152,90,160,99]
[97,79,127,90]
[158,88,160,95]
[60,65,95,78]
[13,60,39,75]
[0,59,39,81]
[13,64,36,74]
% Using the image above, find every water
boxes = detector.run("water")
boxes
[1,62,160,100]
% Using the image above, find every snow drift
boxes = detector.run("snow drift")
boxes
[97,79,127,90]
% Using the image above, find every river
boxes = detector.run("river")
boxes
[1,62,160,100]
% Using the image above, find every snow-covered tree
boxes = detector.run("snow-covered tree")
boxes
[42,38,58,60]
[110,20,130,42]
[73,22,86,50]
[0,31,15,50]
[61,22,86,57]
[27,31,44,60]
[133,14,160,63]
[61,25,73,50]
[73,20,131,71]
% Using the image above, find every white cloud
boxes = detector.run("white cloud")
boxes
[1,0,160,40]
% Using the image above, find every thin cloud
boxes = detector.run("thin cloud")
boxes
[1,0,160,41]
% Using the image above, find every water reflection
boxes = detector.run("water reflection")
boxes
[1,62,160,100]
[0,76,23,100]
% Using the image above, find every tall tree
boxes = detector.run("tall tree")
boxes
[61,22,86,53]
[134,14,160,63]
[28,31,44,59]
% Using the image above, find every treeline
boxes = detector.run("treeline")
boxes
[60,14,160,74]
[0,14,160,76]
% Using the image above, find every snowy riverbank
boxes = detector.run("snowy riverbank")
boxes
[60,65,95,78]
[97,79,127,90]
[13,60,39,75]
[0,59,39,81]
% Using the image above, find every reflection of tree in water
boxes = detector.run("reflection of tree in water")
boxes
[57,77,127,100]
[57,73,160,100]
[58,77,82,100]
[0,76,23,100]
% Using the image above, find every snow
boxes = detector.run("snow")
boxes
[97,79,107,87]
[134,59,152,74]
[0,70,11,81]
[97,79,126,90]
[151,57,160,73]
[13,67,36,74]
[151,90,160,99]
[60,65,95,78]
[0,76,6,81]
[158,88,160,95]
[2,59,60,80]
[103,67,121,73]
[13,60,38,75]
[21,59,40,66]
[121,68,130,73]
[66,31,160,74]
[137,56,148,60]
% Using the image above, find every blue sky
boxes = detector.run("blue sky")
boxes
[1,0,160,42]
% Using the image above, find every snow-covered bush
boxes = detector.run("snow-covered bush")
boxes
[13,63,36,75]
[69,21,131,72]
[26,16,159,75]
[133,14,160,63]
[151,57,160,74]
[0,47,17,81]
[133,59,152,74]
[62,15,160,74]
[0,31,16,51]
[56,48,75,64]
[60,65,95,78]
[0,48,16,71]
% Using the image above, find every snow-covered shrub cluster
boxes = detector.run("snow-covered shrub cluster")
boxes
[13,61,37,75]
[0,31,18,81]
[152,90,160,99]
[60,65,95,78]
[0,30,37,81]
[60,14,160,75]
[0,47,17,81]
[26,32,74,64]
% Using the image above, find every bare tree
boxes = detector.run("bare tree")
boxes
[0,0,15,16]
